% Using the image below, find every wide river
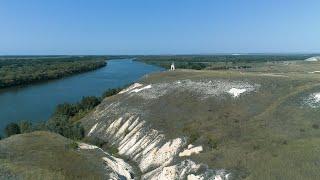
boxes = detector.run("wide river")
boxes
[0,59,163,134]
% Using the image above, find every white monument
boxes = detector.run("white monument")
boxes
[170,62,175,71]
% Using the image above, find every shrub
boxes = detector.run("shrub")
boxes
[253,144,260,150]
[312,124,319,129]
[188,132,200,144]
[109,145,119,155]
[78,96,101,110]
[19,121,33,133]
[207,138,218,149]
[47,115,71,136]
[70,109,91,123]
[124,129,130,136]
[83,136,106,148]
[282,140,288,145]
[46,115,85,140]
[70,122,85,140]
[54,103,78,117]
[67,141,79,150]
[32,121,48,131]
[102,88,121,98]
[5,123,21,137]
[182,124,201,144]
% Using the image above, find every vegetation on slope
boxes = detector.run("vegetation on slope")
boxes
[0,56,107,88]
[2,88,122,140]
[0,87,125,179]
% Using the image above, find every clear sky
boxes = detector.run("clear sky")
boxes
[0,0,319,55]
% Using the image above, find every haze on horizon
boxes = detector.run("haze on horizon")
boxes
[0,0,320,55]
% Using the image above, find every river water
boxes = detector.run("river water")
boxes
[0,59,163,134]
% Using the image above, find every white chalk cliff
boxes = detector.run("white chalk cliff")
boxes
[80,81,257,179]
[84,113,230,179]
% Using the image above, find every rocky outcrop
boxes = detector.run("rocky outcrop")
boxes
[84,112,230,179]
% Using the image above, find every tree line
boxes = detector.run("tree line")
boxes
[135,54,315,70]
[0,56,107,89]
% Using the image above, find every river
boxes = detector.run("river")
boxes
[0,59,164,134]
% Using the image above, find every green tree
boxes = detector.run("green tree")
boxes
[5,123,21,137]
[54,103,78,117]
[47,115,72,137]
[102,88,121,98]
[78,96,101,110]
[46,115,84,140]
[70,122,85,140]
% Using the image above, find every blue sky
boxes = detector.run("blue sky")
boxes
[0,0,319,55]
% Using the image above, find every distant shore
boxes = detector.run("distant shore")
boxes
[0,56,107,89]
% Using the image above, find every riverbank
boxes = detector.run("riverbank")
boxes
[0,56,107,89]
[0,59,164,135]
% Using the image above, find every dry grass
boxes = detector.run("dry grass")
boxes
[0,131,109,179]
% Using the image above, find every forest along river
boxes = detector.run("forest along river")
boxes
[0,59,164,134]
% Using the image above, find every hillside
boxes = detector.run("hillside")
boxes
[1,60,320,179]
[0,131,136,180]
[81,60,320,179]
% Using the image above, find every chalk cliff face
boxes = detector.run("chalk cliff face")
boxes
[82,103,230,180]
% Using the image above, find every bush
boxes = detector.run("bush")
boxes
[188,132,200,144]
[46,115,85,140]
[70,122,85,140]
[83,136,106,148]
[54,103,78,117]
[67,141,79,150]
[102,88,121,98]
[70,109,91,123]
[82,136,118,155]
[312,124,319,129]
[109,145,119,155]
[78,96,101,110]
[182,124,201,144]
[19,121,33,133]
[207,137,218,149]
[32,121,48,131]
[5,123,21,137]
[46,95,102,140]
